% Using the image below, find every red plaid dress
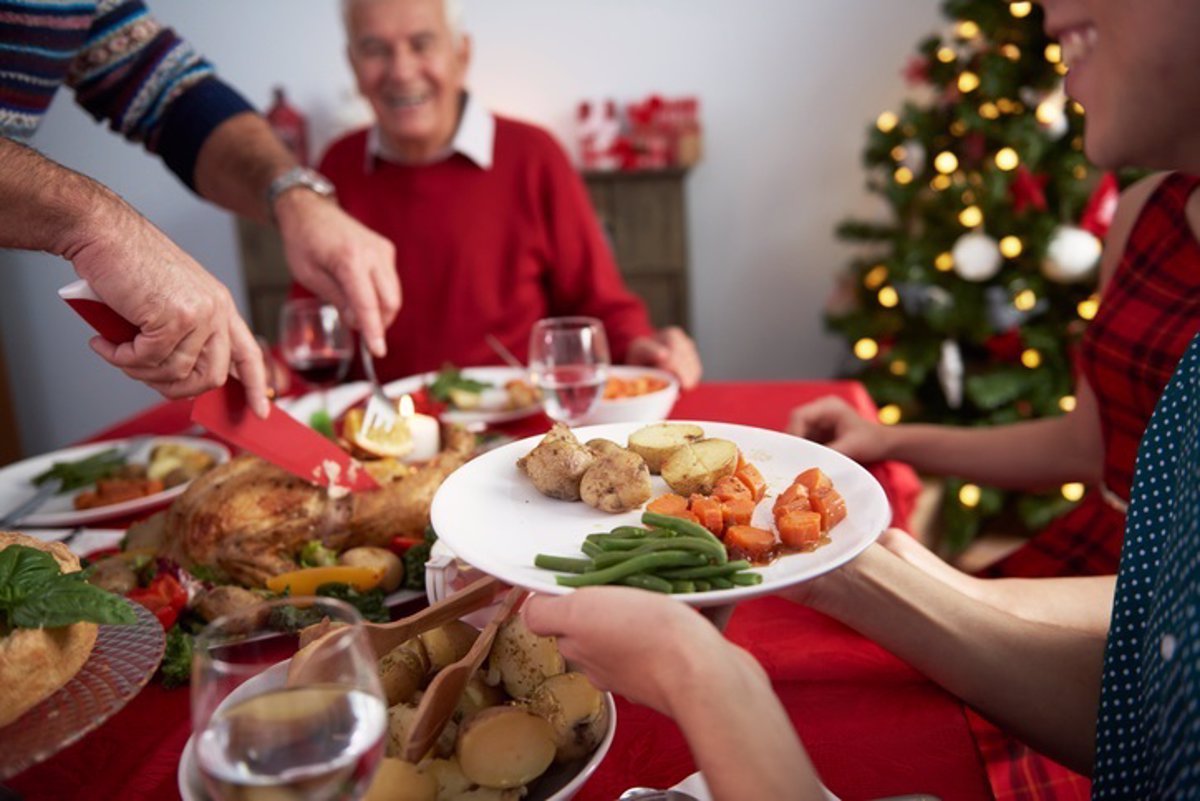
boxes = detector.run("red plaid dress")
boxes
[971,172,1200,800]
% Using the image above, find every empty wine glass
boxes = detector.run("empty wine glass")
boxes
[527,316,611,425]
[278,298,352,413]
[191,597,386,801]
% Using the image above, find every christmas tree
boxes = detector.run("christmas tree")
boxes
[829,0,1124,549]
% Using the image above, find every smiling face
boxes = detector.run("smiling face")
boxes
[1040,0,1200,173]
[346,0,471,162]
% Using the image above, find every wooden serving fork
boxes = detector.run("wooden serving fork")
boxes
[400,586,527,762]
[287,575,505,685]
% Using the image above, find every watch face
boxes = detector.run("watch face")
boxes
[269,168,335,208]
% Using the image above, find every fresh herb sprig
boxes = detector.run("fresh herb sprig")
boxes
[32,448,127,493]
[427,364,491,403]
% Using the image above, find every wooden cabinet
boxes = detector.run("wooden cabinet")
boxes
[235,168,694,341]
[583,168,692,330]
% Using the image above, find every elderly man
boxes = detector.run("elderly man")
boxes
[1,0,400,415]
[317,0,702,387]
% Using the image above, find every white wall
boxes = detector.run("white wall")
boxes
[0,0,942,454]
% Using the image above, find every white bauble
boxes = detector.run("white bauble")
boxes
[901,140,927,174]
[1042,225,1102,283]
[951,232,1003,282]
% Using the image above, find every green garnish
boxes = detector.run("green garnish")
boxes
[299,540,339,568]
[32,447,126,493]
[309,410,336,439]
[0,545,137,634]
[428,363,491,403]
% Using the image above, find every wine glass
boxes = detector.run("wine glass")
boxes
[527,316,611,425]
[278,298,353,413]
[191,597,386,801]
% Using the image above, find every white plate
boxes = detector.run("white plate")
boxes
[279,366,542,428]
[179,655,616,801]
[0,437,230,528]
[430,421,890,608]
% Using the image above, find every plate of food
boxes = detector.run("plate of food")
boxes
[0,533,166,780]
[430,421,891,607]
[178,613,616,801]
[0,437,229,528]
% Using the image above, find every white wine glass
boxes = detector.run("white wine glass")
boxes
[191,597,386,801]
[527,316,611,425]
[278,298,353,414]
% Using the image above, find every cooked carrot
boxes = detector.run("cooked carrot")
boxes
[721,497,756,529]
[713,475,752,502]
[772,483,810,513]
[735,451,747,473]
[647,493,690,516]
[777,511,823,548]
[794,467,833,496]
[810,490,848,532]
[724,525,776,561]
[689,495,726,537]
[734,463,767,502]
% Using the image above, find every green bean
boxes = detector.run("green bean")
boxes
[609,525,658,538]
[590,538,727,569]
[619,574,674,593]
[693,580,712,592]
[534,554,593,574]
[658,560,752,580]
[556,551,708,587]
[731,571,764,586]
[670,580,697,594]
[642,512,726,551]
[710,577,734,590]
[580,540,604,559]
[585,536,658,552]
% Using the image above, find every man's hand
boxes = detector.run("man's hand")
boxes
[627,326,702,389]
[788,395,890,463]
[274,191,400,358]
[68,209,270,417]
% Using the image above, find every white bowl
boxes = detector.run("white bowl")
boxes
[179,649,616,801]
[580,365,679,425]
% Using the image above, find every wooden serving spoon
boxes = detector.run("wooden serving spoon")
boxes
[400,586,527,762]
[287,575,505,685]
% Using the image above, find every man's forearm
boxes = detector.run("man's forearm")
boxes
[802,545,1107,775]
[0,138,123,257]
[191,112,297,224]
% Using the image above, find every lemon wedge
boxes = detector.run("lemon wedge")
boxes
[349,410,415,459]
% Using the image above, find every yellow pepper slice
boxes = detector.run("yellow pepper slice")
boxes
[265,565,385,596]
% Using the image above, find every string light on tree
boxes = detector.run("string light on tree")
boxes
[876,111,899,133]
[1059,395,1077,412]
[935,252,955,271]
[958,71,981,93]
[1061,483,1085,502]
[1013,289,1037,311]
[931,174,952,191]
[1077,294,1101,320]
[853,338,880,360]
[958,205,984,228]
[878,286,900,308]
[1000,44,1021,60]
[889,360,909,376]
[958,483,982,508]
[1045,43,1062,63]
[936,46,956,63]
[934,151,959,174]
[995,147,1020,171]
[1009,1,1032,18]
[999,235,1023,258]
[864,264,889,290]
[878,404,903,425]
[894,166,915,185]
[979,102,1000,120]
[1021,348,1042,369]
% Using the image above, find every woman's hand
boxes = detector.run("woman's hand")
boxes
[788,395,890,463]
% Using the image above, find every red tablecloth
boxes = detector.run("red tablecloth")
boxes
[8,381,992,801]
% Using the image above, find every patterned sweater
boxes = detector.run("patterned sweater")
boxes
[0,0,252,187]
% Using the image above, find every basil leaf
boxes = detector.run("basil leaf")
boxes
[0,546,61,608]
[11,578,137,628]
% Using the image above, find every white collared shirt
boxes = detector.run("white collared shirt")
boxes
[365,91,495,171]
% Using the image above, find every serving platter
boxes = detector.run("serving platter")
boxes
[431,421,890,608]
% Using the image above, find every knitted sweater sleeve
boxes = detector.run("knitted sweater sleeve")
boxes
[65,0,253,189]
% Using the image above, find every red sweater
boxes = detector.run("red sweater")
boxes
[313,117,655,381]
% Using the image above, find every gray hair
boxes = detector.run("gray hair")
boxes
[341,0,466,42]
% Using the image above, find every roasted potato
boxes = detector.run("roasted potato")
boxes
[419,621,479,672]
[193,585,264,623]
[660,438,740,496]
[626,423,705,474]
[455,673,506,722]
[516,423,594,501]
[456,706,556,789]
[579,449,653,513]
[527,672,609,762]
[339,546,404,593]
[425,758,525,801]
[386,700,459,760]
[487,616,566,699]
[379,638,429,706]
[363,757,437,801]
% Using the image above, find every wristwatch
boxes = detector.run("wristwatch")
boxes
[266,166,335,215]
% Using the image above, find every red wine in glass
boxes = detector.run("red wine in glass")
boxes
[291,350,352,387]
